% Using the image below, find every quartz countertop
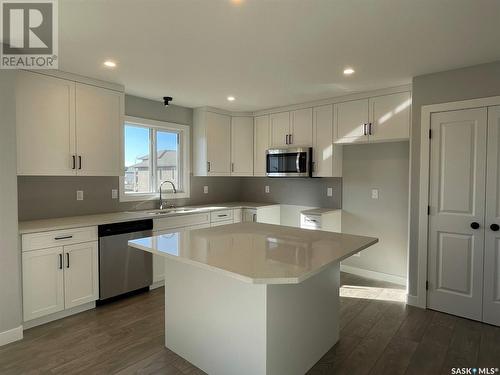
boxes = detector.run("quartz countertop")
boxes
[129,222,378,285]
[18,202,278,234]
[301,208,341,215]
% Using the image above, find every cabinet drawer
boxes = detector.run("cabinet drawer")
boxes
[154,213,210,231]
[22,227,98,252]
[210,209,233,223]
[300,214,321,230]
[211,219,234,227]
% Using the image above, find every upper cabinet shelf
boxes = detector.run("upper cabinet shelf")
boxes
[334,91,411,144]
[16,71,124,176]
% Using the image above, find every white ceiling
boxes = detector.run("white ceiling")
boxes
[59,0,500,111]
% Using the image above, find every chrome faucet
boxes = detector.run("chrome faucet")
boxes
[159,180,177,210]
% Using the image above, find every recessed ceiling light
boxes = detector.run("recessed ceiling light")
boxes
[103,60,117,68]
[227,96,235,102]
[343,67,355,75]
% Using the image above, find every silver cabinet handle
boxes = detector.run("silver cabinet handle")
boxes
[289,134,293,144]
[55,235,73,240]
[217,214,228,217]
[207,161,211,172]
[231,163,234,172]
[285,134,289,144]
[72,155,76,170]
[66,253,70,268]
[363,124,367,136]
[58,254,63,269]
[368,123,373,135]
[78,155,82,170]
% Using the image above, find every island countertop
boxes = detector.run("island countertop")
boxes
[129,222,378,285]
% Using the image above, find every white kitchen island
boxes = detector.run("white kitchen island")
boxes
[129,222,377,375]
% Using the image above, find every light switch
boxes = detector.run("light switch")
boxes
[76,190,84,201]
[203,186,209,194]
[265,185,270,194]
[111,189,118,199]
[371,188,379,200]
[327,187,333,197]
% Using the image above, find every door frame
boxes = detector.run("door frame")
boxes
[415,95,500,308]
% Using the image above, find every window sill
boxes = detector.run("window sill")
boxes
[119,191,190,202]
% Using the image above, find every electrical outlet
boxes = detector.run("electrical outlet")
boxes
[371,188,379,200]
[111,189,118,199]
[203,186,209,194]
[265,185,270,194]
[76,190,84,201]
[327,187,333,197]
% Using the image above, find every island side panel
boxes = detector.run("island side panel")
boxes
[266,263,340,375]
[164,259,267,375]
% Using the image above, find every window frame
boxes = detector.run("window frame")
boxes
[120,116,190,202]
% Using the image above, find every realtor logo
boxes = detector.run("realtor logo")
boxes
[1,0,58,69]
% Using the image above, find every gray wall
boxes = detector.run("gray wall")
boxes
[125,95,192,125]
[341,142,409,279]
[408,60,500,297]
[0,71,22,337]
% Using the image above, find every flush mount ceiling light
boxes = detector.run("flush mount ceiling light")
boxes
[343,67,355,75]
[227,96,235,101]
[103,60,117,68]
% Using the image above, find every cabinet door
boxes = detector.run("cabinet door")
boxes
[254,115,270,176]
[231,116,254,176]
[233,208,243,223]
[313,105,333,177]
[270,112,290,147]
[290,108,313,146]
[22,247,64,321]
[75,83,123,176]
[369,92,411,142]
[16,71,76,175]
[206,111,231,175]
[63,242,98,309]
[334,99,369,143]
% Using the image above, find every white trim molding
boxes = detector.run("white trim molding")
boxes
[340,264,407,286]
[0,325,23,347]
[416,95,500,309]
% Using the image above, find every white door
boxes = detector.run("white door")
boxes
[334,99,369,144]
[16,71,76,175]
[270,112,290,147]
[75,83,123,176]
[206,111,231,175]
[290,108,313,146]
[368,92,411,142]
[254,115,270,176]
[63,242,98,309]
[231,116,254,176]
[22,247,65,321]
[427,108,487,321]
[312,105,342,177]
[484,106,500,326]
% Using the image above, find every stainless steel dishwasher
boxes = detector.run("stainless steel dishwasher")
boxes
[98,219,153,301]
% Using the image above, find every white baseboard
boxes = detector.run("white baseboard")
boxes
[149,280,164,290]
[340,264,407,286]
[0,325,23,347]
[23,302,95,330]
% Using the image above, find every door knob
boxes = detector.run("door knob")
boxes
[490,223,500,231]
[470,222,480,229]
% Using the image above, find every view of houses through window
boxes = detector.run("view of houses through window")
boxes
[124,123,180,195]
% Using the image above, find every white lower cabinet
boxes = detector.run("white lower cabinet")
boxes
[22,241,98,322]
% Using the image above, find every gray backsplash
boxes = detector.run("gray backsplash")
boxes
[17,176,342,221]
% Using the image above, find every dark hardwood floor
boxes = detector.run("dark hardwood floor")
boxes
[1,272,499,374]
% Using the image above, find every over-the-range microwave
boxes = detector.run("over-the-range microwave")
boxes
[266,147,312,177]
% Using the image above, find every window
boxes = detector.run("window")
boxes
[121,116,190,201]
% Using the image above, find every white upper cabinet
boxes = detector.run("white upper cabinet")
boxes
[270,112,290,147]
[254,115,270,176]
[193,109,231,176]
[334,91,411,144]
[334,99,369,144]
[312,105,342,177]
[16,72,76,175]
[75,84,123,176]
[231,116,254,176]
[290,108,313,146]
[368,91,411,142]
[16,71,124,176]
